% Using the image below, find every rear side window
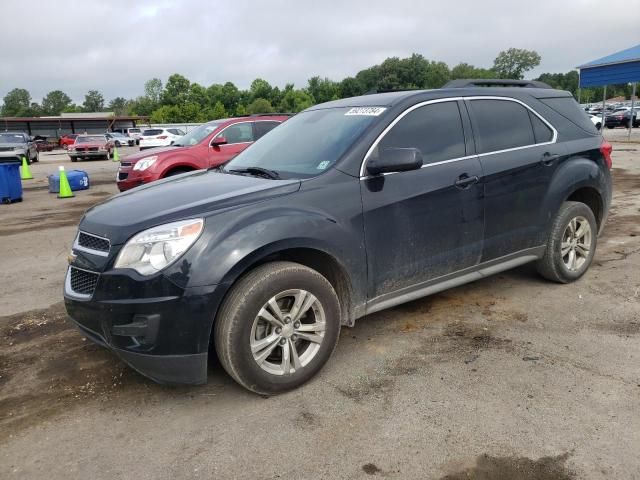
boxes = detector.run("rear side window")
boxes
[254,121,280,140]
[216,122,254,144]
[378,101,466,164]
[528,111,554,143]
[539,97,598,134]
[469,99,534,153]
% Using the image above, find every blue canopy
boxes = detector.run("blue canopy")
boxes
[577,44,640,87]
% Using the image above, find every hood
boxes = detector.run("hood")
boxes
[79,170,301,244]
[0,142,26,149]
[124,145,187,163]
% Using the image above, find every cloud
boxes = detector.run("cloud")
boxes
[1,0,638,103]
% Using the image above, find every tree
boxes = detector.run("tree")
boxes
[1,88,32,116]
[280,89,313,113]
[144,78,163,104]
[41,90,72,115]
[249,78,273,103]
[108,97,129,115]
[210,101,227,119]
[161,74,190,106]
[83,90,105,112]
[493,48,541,79]
[424,61,450,88]
[246,98,274,114]
[450,63,495,80]
[307,76,339,104]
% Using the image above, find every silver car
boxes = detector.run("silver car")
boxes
[0,132,38,164]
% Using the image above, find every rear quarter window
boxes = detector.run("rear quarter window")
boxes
[539,97,598,134]
[143,129,164,136]
[468,99,535,153]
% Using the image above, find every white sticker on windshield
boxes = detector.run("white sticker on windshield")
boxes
[344,107,386,116]
[316,161,330,170]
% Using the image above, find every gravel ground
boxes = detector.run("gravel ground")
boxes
[0,142,639,479]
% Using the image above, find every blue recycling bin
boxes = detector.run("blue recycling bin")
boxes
[48,169,90,193]
[0,162,22,204]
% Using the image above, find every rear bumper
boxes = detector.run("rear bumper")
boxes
[70,151,109,158]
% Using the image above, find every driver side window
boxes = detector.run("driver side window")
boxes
[215,123,254,145]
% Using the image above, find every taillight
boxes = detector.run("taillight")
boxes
[600,140,612,169]
[157,136,168,139]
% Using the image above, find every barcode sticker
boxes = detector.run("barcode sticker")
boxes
[345,107,386,116]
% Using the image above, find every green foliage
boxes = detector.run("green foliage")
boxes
[108,97,129,116]
[450,63,495,80]
[247,98,274,114]
[493,48,541,79]
[1,88,32,116]
[280,89,314,113]
[161,74,190,106]
[82,90,105,112]
[144,78,163,104]
[210,101,227,119]
[41,90,72,115]
[249,79,273,102]
[307,76,339,103]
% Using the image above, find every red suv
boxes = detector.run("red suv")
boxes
[116,114,290,191]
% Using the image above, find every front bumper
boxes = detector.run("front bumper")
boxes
[116,166,156,191]
[69,150,109,158]
[64,265,221,384]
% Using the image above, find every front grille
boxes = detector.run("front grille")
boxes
[0,146,14,152]
[78,232,110,252]
[118,172,128,181]
[69,267,99,296]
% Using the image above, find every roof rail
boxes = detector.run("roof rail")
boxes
[249,112,295,117]
[364,88,422,95]
[443,79,553,89]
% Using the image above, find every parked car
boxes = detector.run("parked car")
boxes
[0,131,38,163]
[112,127,143,145]
[35,139,55,152]
[588,114,602,130]
[116,114,290,191]
[605,109,639,128]
[68,135,114,162]
[65,80,612,394]
[59,134,79,149]
[139,127,186,150]
[106,132,135,147]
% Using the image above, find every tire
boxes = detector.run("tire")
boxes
[536,201,598,284]
[214,261,341,395]
[33,152,39,163]
[607,125,614,129]
[595,123,601,131]
[70,156,78,162]
[115,141,121,148]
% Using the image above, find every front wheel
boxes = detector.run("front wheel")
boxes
[214,261,341,395]
[536,201,598,283]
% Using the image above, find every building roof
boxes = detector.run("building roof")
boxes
[0,115,149,122]
[578,43,640,68]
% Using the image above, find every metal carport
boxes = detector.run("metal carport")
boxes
[578,43,640,137]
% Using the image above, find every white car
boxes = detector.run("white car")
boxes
[139,128,186,150]
[588,114,602,130]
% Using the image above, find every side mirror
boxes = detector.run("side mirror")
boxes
[211,136,227,146]
[366,147,423,176]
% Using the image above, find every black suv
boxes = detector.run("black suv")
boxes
[64,79,613,394]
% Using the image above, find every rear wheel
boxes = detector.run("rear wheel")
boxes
[536,201,597,283]
[70,156,78,162]
[214,261,341,395]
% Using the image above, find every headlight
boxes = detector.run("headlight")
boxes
[133,156,157,171]
[114,219,204,275]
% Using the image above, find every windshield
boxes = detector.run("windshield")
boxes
[224,108,379,179]
[76,135,106,144]
[174,123,220,146]
[0,133,26,144]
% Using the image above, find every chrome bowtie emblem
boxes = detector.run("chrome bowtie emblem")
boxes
[68,251,77,264]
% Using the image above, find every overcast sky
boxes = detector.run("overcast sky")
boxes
[1,0,639,104]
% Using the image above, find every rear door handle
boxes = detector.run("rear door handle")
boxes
[454,174,479,189]
[541,153,560,166]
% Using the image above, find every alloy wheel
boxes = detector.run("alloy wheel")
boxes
[250,289,326,376]
[561,216,592,271]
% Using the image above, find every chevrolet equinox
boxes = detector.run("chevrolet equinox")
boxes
[64,79,613,394]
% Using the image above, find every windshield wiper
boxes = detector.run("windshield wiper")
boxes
[226,167,280,180]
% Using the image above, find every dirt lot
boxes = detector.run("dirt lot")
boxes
[0,140,639,479]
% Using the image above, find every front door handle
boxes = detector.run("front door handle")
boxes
[454,174,479,189]
[541,152,560,166]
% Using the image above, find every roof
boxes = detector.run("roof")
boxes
[308,86,570,110]
[578,43,640,68]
